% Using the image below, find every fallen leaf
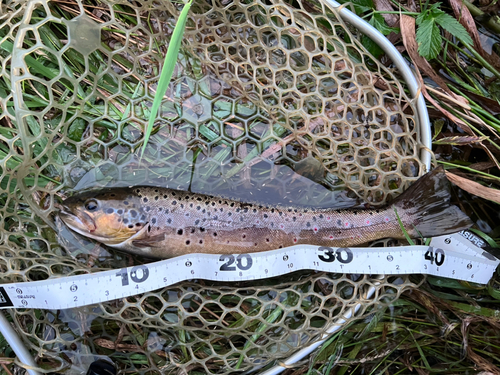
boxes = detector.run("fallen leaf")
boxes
[469,161,497,171]
[446,171,500,204]
[374,0,399,27]
[400,15,473,134]
[433,135,489,145]
[449,0,500,70]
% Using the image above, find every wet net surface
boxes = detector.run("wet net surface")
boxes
[0,0,426,373]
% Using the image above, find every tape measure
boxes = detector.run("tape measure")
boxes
[0,231,497,310]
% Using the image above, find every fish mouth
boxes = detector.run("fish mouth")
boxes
[59,206,97,234]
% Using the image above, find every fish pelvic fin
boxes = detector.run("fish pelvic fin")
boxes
[393,167,473,238]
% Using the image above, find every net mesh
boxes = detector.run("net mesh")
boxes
[0,0,426,373]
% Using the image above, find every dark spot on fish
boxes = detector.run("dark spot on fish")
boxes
[202,209,206,214]
[147,225,151,232]
[172,201,177,205]
[135,189,140,193]
[158,207,163,212]
[196,206,201,210]
[155,196,159,201]
[266,238,270,242]
[106,208,114,214]
[130,210,137,217]
[117,209,123,215]
[128,224,133,229]
[306,222,311,227]
[190,203,193,208]
[135,223,141,227]
[271,208,275,213]
[191,228,195,234]
[200,227,205,232]
[185,196,190,200]
[165,209,169,214]
[199,240,203,244]
[220,208,223,212]
[185,213,190,217]
[110,193,116,197]
[141,215,146,221]
[230,203,235,207]
[369,212,373,215]
[211,202,215,207]
[304,210,308,213]
[242,234,246,239]
[124,201,129,205]
[319,214,324,219]
[177,229,183,235]
[240,217,244,222]
[218,200,222,204]
[288,208,292,212]
[293,216,297,221]
[213,232,217,237]
[271,222,274,227]
[228,212,232,216]
[253,209,257,213]
[180,204,184,209]
[376,209,380,213]
[313,216,317,221]
[155,189,159,193]
[123,219,129,224]
[172,192,176,196]
[279,212,283,216]
[195,219,200,225]
[146,207,151,212]
[353,211,358,215]
[337,219,342,226]
[243,208,249,213]
[152,218,156,224]
[143,198,148,203]
[236,208,241,213]
[264,214,268,218]
[197,197,202,201]
[186,240,190,245]
[213,215,218,220]
[164,195,168,199]
[294,209,298,213]
[118,219,121,222]
[279,245,283,248]
[254,243,258,246]
[167,218,172,224]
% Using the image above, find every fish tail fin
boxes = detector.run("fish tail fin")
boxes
[393,167,473,237]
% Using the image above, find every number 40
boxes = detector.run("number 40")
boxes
[425,248,445,266]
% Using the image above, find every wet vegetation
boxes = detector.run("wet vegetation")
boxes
[0,0,499,374]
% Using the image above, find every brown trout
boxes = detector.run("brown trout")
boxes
[59,167,472,259]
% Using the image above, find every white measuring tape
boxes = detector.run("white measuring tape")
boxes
[0,231,497,310]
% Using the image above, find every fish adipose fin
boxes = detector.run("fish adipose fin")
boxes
[392,166,473,238]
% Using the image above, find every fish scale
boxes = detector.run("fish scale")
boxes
[59,168,473,259]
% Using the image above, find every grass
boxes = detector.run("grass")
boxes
[0,0,500,374]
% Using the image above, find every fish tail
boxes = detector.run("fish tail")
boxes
[393,167,473,237]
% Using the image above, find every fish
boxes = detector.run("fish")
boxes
[59,167,473,259]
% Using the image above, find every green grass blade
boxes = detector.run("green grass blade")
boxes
[393,206,415,245]
[140,0,193,157]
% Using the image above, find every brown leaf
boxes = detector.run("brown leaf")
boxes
[373,0,399,27]
[399,15,474,134]
[449,0,500,70]
[433,135,489,145]
[445,171,500,203]
[468,161,497,171]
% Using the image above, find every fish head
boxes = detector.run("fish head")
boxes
[59,188,147,245]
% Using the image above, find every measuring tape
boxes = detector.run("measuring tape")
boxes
[0,231,497,310]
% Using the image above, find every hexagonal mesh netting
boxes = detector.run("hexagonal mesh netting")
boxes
[0,0,426,373]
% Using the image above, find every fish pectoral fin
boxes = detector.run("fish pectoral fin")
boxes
[132,233,166,248]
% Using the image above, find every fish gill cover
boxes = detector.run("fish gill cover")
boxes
[0,0,430,373]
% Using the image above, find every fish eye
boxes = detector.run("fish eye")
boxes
[85,199,99,211]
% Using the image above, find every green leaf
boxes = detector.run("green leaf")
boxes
[140,0,193,157]
[369,13,400,36]
[416,17,442,59]
[434,12,474,46]
[362,35,384,58]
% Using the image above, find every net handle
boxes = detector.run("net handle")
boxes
[328,0,432,170]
